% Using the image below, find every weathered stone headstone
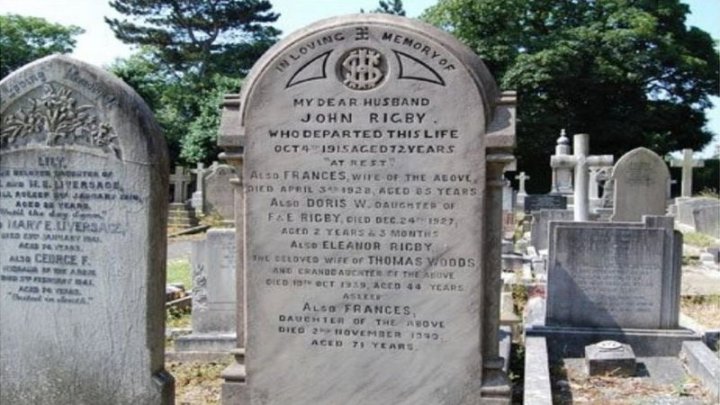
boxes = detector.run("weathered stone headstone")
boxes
[693,203,720,239]
[675,197,719,228]
[530,209,574,251]
[524,194,567,213]
[176,228,237,352]
[0,55,173,403]
[546,216,681,329]
[203,162,237,220]
[670,148,704,198]
[610,147,670,222]
[219,14,517,404]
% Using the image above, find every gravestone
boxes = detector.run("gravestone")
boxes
[524,194,567,213]
[219,14,517,404]
[693,203,720,239]
[675,197,719,228]
[0,55,173,403]
[670,148,704,198]
[203,162,238,221]
[611,147,670,222]
[546,216,681,329]
[530,209,574,251]
[176,228,237,352]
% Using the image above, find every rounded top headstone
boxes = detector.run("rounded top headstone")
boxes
[237,14,500,137]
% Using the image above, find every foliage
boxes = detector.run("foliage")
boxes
[0,14,83,78]
[106,1,278,165]
[423,0,719,192]
[374,0,406,16]
[167,258,192,289]
[682,231,716,248]
[106,0,279,78]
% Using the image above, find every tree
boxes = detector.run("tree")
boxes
[423,0,719,192]
[0,14,84,78]
[106,0,280,78]
[106,0,280,165]
[375,0,406,16]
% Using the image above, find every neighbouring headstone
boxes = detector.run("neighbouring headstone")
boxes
[610,147,670,222]
[546,216,681,329]
[176,228,237,352]
[670,148,704,198]
[524,194,567,213]
[203,162,238,221]
[530,209,574,251]
[220,14,517,404]
[693,203,720,239]
[675,197,719,228]
[0,55,173,403]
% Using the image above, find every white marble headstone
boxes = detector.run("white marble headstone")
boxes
[0,56,172,403]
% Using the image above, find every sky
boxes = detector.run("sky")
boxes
[0,0,718,156]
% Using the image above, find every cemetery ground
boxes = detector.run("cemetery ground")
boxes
[164,225,719,404]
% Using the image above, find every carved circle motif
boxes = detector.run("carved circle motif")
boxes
[338,48,386,90]
[596,340,623,351]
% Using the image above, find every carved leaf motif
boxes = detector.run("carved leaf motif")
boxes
[0,83,122,158]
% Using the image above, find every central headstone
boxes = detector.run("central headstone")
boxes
[230,14,516,404]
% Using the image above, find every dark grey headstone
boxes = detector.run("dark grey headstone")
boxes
[546,216,681,329]
[524,194,568,213]
[0,55,173,403]
[530,209,573,251]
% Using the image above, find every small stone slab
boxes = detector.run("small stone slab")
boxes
[585,340,636,377]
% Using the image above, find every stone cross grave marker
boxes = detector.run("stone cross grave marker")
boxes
[0,55,173,404]
[670,148,704,198]
[190,162,206,215]
[611,147,670,222]
[219,14,517,404]
[550,134,613,221]
[515,171,530,196]
[169,164,192,203]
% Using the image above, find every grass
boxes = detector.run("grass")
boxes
[167,359,232,405]
[168,258,192,289]
[682,294,720,329]
[683,231,717,248]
